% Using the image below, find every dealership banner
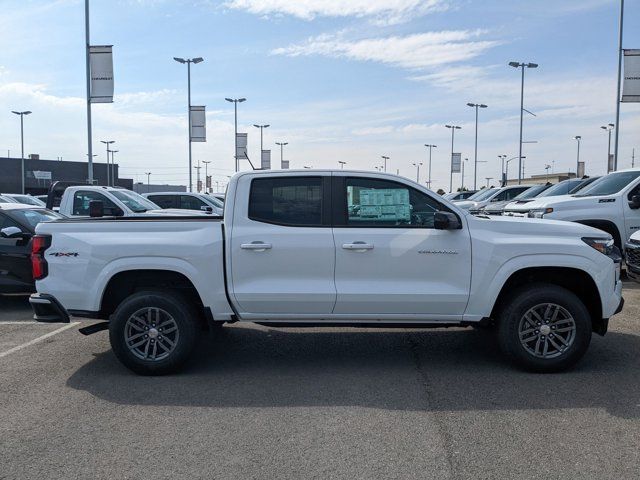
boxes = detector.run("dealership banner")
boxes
[261,149,271,170]
[281,160,290,169]
[622,49,640,103]
[190,106,206,142]
[451,153,462,173]
[577,161,585,178]
[236,133,248,159]
[89,45,114,103]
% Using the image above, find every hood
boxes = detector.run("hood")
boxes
[473,214,610,239]
[504,194,575,212]
[481,199,513,212]
[455,200,478,210]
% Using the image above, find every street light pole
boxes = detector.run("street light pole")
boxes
[509,61,538,185]
[202,160,211,193]
[100,140,114,186]
[174,56,204,192]
[412,162,423,182]
[424,144,436,189]
[226,97,247,172]
[276,142,288,168]
[381,155,389,172]
[485,177,493,188]
[613,0,625,172]
[253,124,270,162]
[498,155,507,186]
[11,110,31,194]
[445,125,462,193]
[84,0,93,184]
[574,136,582,176]
[194,161,201,192]
[145,172,151,193]
[505,155,524,185]
[602,124,615,172]
[338,161,346,169]
[467,102,487,190]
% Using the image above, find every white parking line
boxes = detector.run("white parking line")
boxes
[0,322,80,358]
[0,321,41,325]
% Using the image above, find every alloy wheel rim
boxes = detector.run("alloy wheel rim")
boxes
[124,307,179,361]
[518,303,576,359]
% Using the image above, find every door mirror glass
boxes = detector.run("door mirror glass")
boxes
[434,211,461,230]
[0,226,23,238]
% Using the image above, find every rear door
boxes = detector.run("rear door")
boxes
[229,174,336,316]
[332,175,472,319]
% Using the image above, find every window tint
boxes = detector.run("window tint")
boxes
[147,195,175,209]
[468,188,498,201]
[180,195,208,210]
[72,191,120,216]
[346,177,440,228]
[575,171,640,197]
[249,177,322,226]
[500,187,529,201]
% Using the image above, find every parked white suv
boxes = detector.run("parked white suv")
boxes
[30,170,623,375]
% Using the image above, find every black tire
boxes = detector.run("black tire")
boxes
[497,283,592,373]
[109,291,198,375]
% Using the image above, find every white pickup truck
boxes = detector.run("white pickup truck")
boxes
[503,169,640,252]
[29,170,623,375]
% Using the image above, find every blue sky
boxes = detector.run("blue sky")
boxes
[1,0,639,191]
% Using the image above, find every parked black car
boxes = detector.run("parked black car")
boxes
[0,204,63,293]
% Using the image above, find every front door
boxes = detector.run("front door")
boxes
[332,175,472,319]
[229,175,336,316]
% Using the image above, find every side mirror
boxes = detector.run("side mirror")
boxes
[0,226,24,239]
[201,206,213,213]
[629,195,640,210]
[434,211,462,230]
[89,200,104,218]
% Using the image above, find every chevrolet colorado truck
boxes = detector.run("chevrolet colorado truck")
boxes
[29,170,623,375]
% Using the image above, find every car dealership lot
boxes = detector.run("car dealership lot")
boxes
[1,287,640,480]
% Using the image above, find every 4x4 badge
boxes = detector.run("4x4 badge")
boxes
[49,252,79,257]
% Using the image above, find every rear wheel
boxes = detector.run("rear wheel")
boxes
[497,284,592,372]
[109,291,198,375]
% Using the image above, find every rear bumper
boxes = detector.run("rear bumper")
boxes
[29,293,70,323]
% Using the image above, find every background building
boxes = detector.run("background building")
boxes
[0,156,132,194]
[506,172,577,186]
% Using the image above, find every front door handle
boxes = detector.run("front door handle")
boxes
[241,242,272,251]
[342,242,374,251]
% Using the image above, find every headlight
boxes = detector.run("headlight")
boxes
[582,237,614,256]
[527,208,554,218]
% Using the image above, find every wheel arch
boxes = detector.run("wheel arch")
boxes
[575,219,622,250]
[490,266,606,334]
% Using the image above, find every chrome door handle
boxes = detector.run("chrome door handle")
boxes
[342,242,374,251]
[241,242,272,251]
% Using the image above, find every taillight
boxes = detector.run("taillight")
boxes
[31,235,51,280]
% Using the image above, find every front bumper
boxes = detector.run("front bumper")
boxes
[624,241,640,282]
[29,293,70,323]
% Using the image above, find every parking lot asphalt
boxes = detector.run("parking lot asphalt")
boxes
[1,286,640,480]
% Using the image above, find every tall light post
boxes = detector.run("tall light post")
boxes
[545,164,551,183]
[424,144,436,188]
[253,124,270,159]
[445,125,461,193]
[412,162,423,182]
[174,56,204,192]
[276,142,288,168]
[145,172,151,192]
[194,161,202,192]
[100,140,114,186]
[574,136,582,176]
[381,155,390,172]
[505,155,525,184]
[498,154,507,186]
[485,177,494,188]
[509,61,538,184]
[226,97,246,172]
[466,102,488,190]
[11,110,31,194]
[338,161,346,169]
[202,160,211,193]
[601,124,615,172]
[461,158,469,191]
[613,0,625,172]
[110,150,118,185]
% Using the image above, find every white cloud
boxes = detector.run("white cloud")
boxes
[272,30,500,70]
[225,0,447,24]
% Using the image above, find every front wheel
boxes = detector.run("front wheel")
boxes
[109,291,198,375]
[497,284,592,372]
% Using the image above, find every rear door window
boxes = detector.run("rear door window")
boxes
[249,177,324,226]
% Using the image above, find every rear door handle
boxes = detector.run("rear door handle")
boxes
[342,242,374,251]
[241,242,272,251]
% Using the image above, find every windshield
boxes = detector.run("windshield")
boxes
[204,195,224,208]
[111,190,160,212]
[574,171,640,197]
[513,184,549,200]
[9,209,63,228]
[9,195,46,206]
[537,180,582,198]
[467,188,498,201]
[569,177,598,194]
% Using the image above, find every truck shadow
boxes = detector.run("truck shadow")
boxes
[67,326,640,419]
